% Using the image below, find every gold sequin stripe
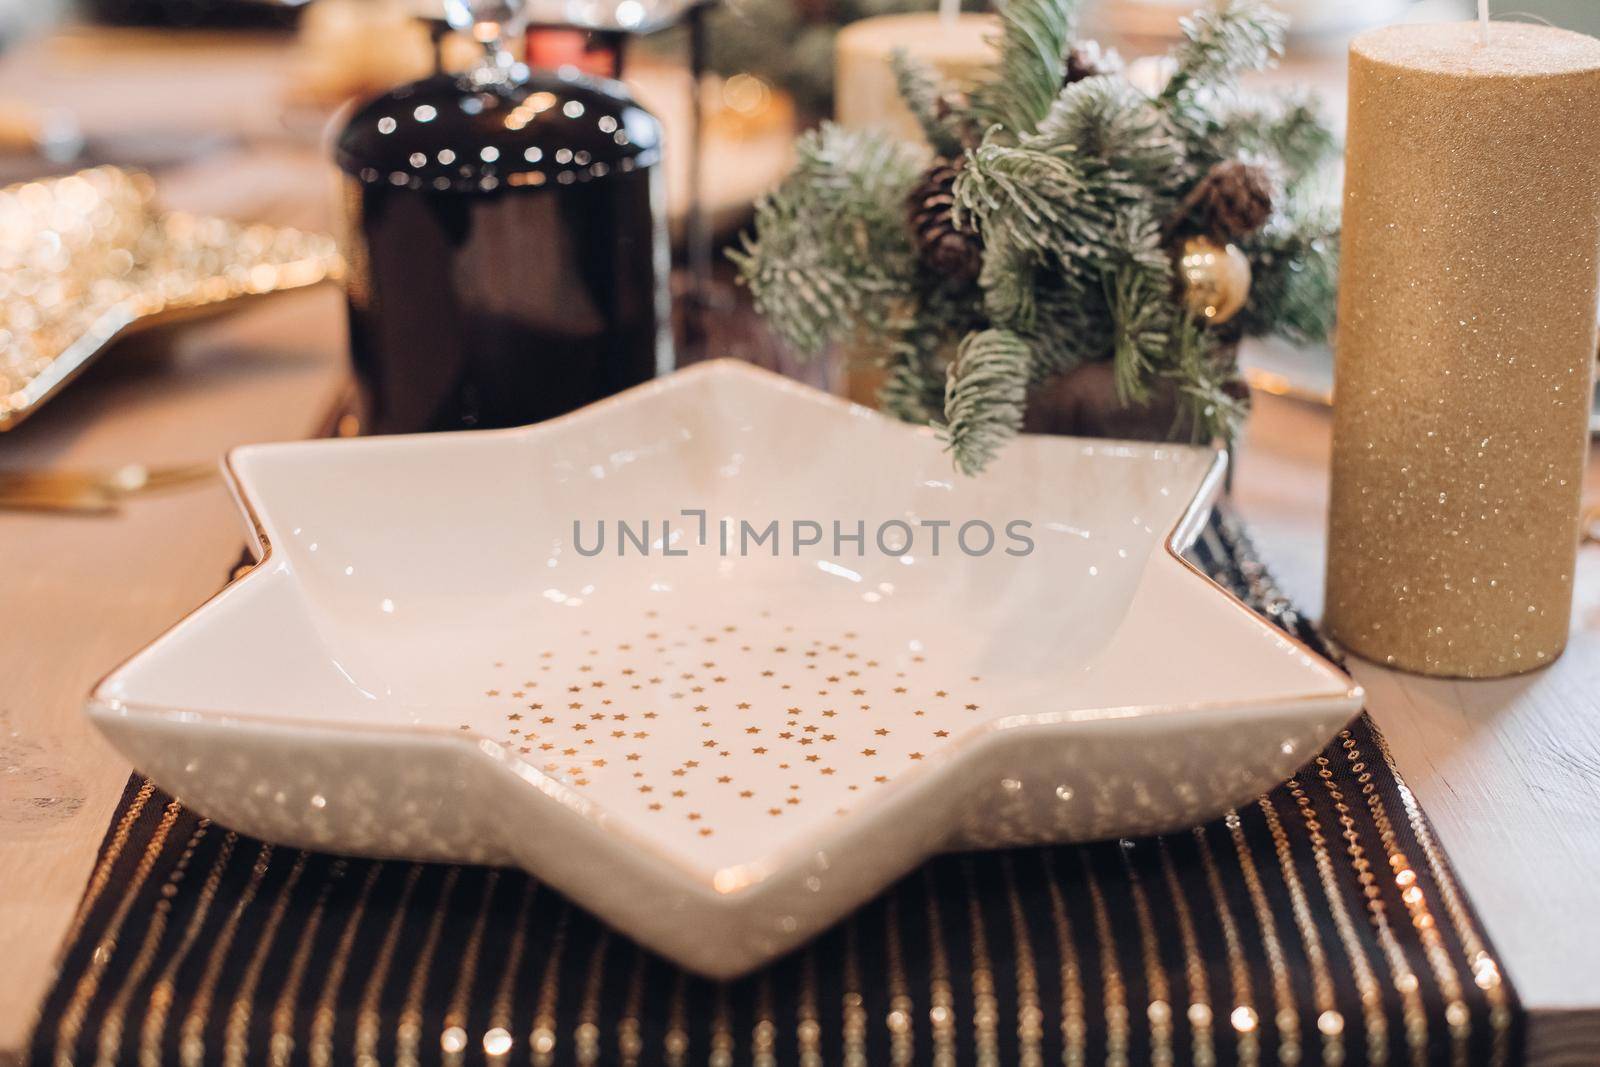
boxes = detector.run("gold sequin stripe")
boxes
[920,867,958,1066]
[1153,840,1217,1067]
[1037,851,1086,1067]
[1224,808,1303,1065]
[710,982,735,1067]
[617,944,648,1067]
[92,818,211,1067]
[998,855,1044,1067]
[483,879,539,1064]
[439,870,501,1066]
[140,830,238,1067]
[1114,844,1176,1067]
[395,866,463,1067]
[530,901,573,1067]
[1311,749,1428,1067]
[351,864,424,1067]
[796,946,823,1067]
[1216,508,1422,1050]
[308,863,386,1067]
[752,972,778,1067]
[53,796,183,1067]
[62,779,156,949]
[267,859,351,1067]
[1191,826,1261,1067]
[177,842,278,1067]
[1257,796,1345,1065]
[1079,849,1131,1067]
[1343,731,1473,1067]
[575,929,612,1066]
[960,858,1001,1067]
[1370,727,1513,1067]
[884,891,914,1066]
[664,968,690,1067]
[1284,779,1390,1065]
[220,851,312,1067]
[841,917,867,1067]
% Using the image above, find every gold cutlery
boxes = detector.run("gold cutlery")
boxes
[0,462,216,513]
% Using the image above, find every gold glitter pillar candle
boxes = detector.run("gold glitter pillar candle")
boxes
[1327,22,1600,677]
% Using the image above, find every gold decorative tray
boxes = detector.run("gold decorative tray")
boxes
[0,166,344,431]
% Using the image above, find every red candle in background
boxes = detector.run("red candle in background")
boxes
[525,26,623,78]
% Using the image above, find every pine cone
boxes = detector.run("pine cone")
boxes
[933,91,964,124]
[934,90,982,151]
[1064,41,1120,86]
[1189,160,1275,240]
[907,157,983,284]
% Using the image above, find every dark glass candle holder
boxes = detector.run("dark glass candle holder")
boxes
[335,63,670,434]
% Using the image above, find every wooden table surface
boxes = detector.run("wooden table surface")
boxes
[2,25,1597,1067]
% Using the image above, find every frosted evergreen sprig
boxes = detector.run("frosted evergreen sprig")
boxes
[955,82,1182,294]
[943,328,1032,475]
[733,0,1338,474]
[891,50,964,157]
[1166,314,1249,442]
[954,142,1090,268]
[1236,194,1339,345]
[1161,0,1288,105]
[966,0,1083,139]
[1032,77,1181,182]
[729,124,924,355]
[1108,260,1172,404]
[1214,90,1338,183]
[880,342,949,426]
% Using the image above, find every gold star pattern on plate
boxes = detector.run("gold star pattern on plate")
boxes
[463,611,992,867]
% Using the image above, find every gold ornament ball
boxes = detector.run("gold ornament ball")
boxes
[1178,236,1252,324]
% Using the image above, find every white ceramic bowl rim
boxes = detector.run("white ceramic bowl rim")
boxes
[87,360,1362,908]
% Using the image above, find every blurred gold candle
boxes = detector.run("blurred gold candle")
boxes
[835,12,997,144]
[1326,21,1600,677]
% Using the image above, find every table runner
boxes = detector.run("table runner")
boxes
[28,516,1521,1067]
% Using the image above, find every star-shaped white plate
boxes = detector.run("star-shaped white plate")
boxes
[90,360,1361,977]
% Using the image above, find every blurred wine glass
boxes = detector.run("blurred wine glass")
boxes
[0,0,66,51]
[441,0,520,31]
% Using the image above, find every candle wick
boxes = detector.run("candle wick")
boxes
[1479,0,1490,45]
[939,0,959,29]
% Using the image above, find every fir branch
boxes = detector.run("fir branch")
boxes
[881,330,954,426]
[1108,266,1170,405]
[1032,77,1181,180]
[880,350,949,425]
[730,123,925,355]
[1160,0,1287,105]
[1023,278,1113,380]
[1110,204,1171,279]
[953,140,1092,266]
[1217,90,1338,183]
[878,285,981,425]
[966,0,1082,139]
[943,328,1033,475]
[1236,195,1339,344]
[1164,314,1248,443]
[977,236,1038,330]
[733,0,1336,477]
[956,81,1184,287]
[975,226,1116,382]
[891,50,963,156]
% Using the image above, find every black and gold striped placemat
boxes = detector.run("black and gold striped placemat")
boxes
[28,517,1521,1066]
